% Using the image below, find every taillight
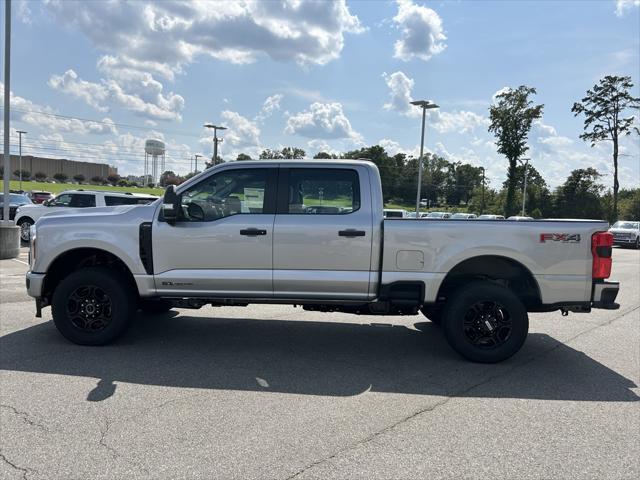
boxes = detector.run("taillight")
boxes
[592,232,613,279]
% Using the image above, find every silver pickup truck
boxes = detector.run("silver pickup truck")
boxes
[26,160,619,362]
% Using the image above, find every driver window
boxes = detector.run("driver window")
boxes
[180,169,268,222]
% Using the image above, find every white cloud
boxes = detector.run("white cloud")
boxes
[255,94,284,122]
[1,82,117,135]
[430,110,490,134]
[220,110,261,149]
[285,102,363,143]
[615,0,640,16]
[392,0,446,62]
[48,68,185,121]
[382,71,421,117]
[48,70,110,112]
[45,0,364,71]
[378,138,420,158]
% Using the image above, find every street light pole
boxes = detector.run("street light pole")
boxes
[480,166,486,215]
[17,130,26,191]
[410,100,439,217]
[519,157,530,216]
[204,123,227,167]
[2,0,11,224]
[194,154,202,173]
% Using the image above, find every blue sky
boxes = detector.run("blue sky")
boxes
[2,0,639,188]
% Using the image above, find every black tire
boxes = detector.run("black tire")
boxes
[420,306,442,325]
[441,282,528,363]
[52,267,136,345]
[139,298,173,314]
[17,217,34,243]
[635,237,640,250]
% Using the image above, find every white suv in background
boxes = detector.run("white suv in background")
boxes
[14,190,158,242]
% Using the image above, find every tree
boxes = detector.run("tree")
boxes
[117,179,128,187]
[91,176,104,184]
[618,188,640,221]
[554,168,604,219]
[34,172,47,182]
[488,85,544,216]
[53,172,68,183]
[572,75,639,221]
[236,153,252,161]
[259,147,305,160]
[502,163,553,217]
[281,147,305,159]
[13,169,30,179]
[313,151,336,159]
[106,174,120,186]
[73,174,85,183]
[159,170,182,187]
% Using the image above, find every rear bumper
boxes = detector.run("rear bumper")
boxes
[591,280,620,310]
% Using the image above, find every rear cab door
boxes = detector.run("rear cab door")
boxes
[272,164,375,300]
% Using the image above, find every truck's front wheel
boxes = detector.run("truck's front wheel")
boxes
[442,282,528,363]
[52,267,136,345]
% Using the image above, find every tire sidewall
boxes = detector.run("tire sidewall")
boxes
[52,267,135,345]
[442,282,529,363]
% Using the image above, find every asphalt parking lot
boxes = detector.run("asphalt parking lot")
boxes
[1,247,638,479]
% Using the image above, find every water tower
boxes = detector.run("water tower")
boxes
[144,139,165,186]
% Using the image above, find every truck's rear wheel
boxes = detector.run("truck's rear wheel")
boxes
[52,267,136,345]
[441,282,528,363]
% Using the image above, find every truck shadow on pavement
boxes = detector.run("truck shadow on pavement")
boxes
[1,312,638,402]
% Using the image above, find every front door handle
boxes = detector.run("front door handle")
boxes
[240,228,267,236]
[339,229,366,237]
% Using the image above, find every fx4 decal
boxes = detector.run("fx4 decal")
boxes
[540,233,581,243]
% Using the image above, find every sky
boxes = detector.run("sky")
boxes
[1,0,639,189]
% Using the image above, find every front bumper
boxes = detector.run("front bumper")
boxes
[26,271,45,299]
[613,238,636,245]
[591,280,620,310]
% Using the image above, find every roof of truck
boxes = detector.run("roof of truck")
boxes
[218,158,375,167]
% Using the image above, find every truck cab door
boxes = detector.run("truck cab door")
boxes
[272,166,374,300]
[152,166,278,297]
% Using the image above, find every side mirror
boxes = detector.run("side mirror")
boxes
[162,185,180,224]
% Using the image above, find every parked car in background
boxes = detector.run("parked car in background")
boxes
[478,214,506,220]
[507,216,534,221]
[424,211,452,219]
[609,220,640,249]
[14,189,158,242]
[383,208,408,219]
[451,213,477,220]
[0,193,33,220]
[27,190,54,204]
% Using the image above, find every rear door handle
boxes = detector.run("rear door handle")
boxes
[339,229,366,237]
[240,228,267,236]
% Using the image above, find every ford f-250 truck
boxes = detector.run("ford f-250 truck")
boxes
[25,160,620,362]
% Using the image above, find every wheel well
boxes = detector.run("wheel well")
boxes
[436,255,541,308]
[42,248,138,303]
[17,216,34,224]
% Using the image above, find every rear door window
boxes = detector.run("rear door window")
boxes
[284,169,360,214]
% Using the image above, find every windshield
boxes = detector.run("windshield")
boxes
[451,213,468,219]
[612,221,639,229]
[426,212,443,218]
[0,194,32,204]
